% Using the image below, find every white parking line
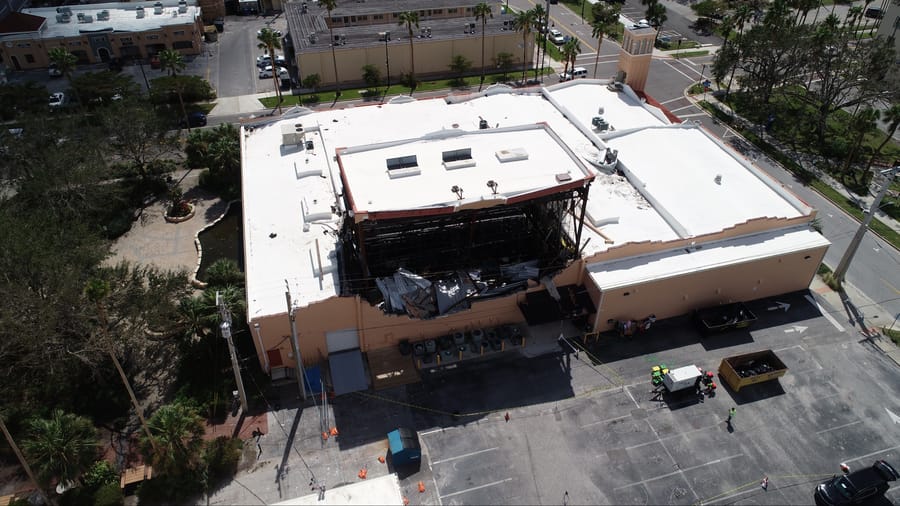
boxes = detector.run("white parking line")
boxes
[431,447,498,465]
[580,413,632,429]
[440,478,514,500]
[816,420,862,435]
[614,454,744,490]
[805,294,845,332]
[844,444,900,464]
[662,59,696,81]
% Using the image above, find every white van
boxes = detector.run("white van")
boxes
[559,67,587,81]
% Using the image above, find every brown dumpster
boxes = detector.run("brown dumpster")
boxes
[718,349,788,392]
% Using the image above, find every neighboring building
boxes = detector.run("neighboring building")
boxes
[0,0,203,71]
[0,0,29,24]
[239,80,829,393]
[284,0,532,87]
[875,0,900,59]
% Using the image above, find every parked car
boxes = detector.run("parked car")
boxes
[149,54,161,69]
[256,54,286,68]
[865,7,883,19]
[558,67,588,81]
[48,92,66,109]
[549,28,565,45]
[259,65,289,79]
[48,63,62,77]
[179,111,207,128]
[814,460,898,505]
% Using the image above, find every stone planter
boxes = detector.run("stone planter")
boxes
[165,203,195,223]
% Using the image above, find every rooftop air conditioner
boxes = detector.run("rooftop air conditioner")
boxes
[81,14,93,22]
[56,13,72,22]
[97,9,109,20]
[178,0,187,12]
[281,123,305,147]
[378,31,390,41]
[153,2,164,14]
[136,6,145,18]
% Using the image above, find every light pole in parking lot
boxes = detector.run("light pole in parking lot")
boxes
[383,32,391,102]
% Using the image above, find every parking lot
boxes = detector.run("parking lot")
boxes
[347,289,900,505]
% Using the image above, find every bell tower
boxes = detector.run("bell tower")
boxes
[616,24,657,93]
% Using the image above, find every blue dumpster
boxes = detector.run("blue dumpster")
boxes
[387,428,421,467]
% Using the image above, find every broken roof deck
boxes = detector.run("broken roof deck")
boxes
[240,82,817,320]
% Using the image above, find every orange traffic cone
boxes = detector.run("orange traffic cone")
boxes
[403,497,409,505]
[322,431,329,441]
[330,427,339,436]
[378,456,386,464]
[358,468,368,479]
[418,481,426,493]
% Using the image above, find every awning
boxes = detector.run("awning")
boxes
[328,349,369,396]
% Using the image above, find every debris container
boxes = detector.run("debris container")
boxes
[387,428,421,467]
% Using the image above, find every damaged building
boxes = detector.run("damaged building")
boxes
[239,82,829,395]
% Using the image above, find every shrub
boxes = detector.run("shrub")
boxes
[204,436,243,488]
[82,460,118,490]
[205,258,244,288]
[93,482,124,506]
[149,75,216,104]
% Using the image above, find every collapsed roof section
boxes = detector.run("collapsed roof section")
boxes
[334,123,595,317]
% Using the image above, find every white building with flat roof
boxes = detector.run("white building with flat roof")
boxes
[239,80,828,391]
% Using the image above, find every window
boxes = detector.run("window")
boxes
[386,155,418,171]
[17,42,31,48]
[172,40,193,49]
[433,9,442,14]
[442,148,471,163]
[374,14,383,20]
[120,36,133,46]
[448,8,458,13]
[146,34,159,40]
[24,54,35,63]
[173,30,185,36]
[68,41,82,46]
[358,15,367,21]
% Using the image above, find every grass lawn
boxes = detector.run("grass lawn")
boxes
[672,50,710,58]
[259,69,554,108]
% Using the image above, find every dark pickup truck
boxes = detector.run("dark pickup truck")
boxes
[815,460,898,505]
[694,302,757,336]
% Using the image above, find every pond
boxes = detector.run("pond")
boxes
[197,203,244,282]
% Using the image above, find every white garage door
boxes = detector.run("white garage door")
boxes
[326,328,360,353]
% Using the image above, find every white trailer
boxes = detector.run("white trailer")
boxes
[662,365,703,392]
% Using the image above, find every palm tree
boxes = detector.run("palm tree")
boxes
[48,47,79,105]
[644,1,668,45]
[398,11,420,93]
[530,4,546,81]
[22,410,98,488]
[841,107,879,184]
[474,2,493,90]
[158,48,191,130]
[321,0,342,98]
[725,1,753,100]
[591,3,621,79]
[257,28,284,112]
[512,8,536,84]
[140,402,205,477]
[865,104,900,170]
[562,38,582,77]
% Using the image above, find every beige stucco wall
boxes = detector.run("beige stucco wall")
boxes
[297,32,530,86]
[0,18,202,70]
[589,243,828,331]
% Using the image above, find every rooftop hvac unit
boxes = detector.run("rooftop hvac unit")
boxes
[76,12,84,20]
[153,2,164,14]
[97,9,109,20]
[136,6,145,18]
[592,116,609,131]
[178,0,187,12]
[56,13,72,22]
[80,14,93,22]
[333,34,346,45]
[308,33,317,44]
[281,123,305,147]
[418,27,432,38]
[378,31,390,41]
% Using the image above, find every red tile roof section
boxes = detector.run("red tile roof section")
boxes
[0,12,46,34]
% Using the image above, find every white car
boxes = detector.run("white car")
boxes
[48,92,65,108]
[256,54,286,68]
[549,28,565,45]
[259,65,289,79]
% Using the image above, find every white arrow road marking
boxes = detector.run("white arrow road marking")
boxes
[768,301,790,312]
[887,408,900,425]
[784,325,808,334]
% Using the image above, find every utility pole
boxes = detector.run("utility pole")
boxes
[217,292,248,413]
[0,415,52,506]
[833,166,899,284]
[285,283,307,400]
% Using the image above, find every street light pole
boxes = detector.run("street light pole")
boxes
[580,0,585,23]
[833,166,899,284]
[383,33,390,102]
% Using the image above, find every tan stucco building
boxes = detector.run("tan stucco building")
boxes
[239,79,828,394]
[0,0,203,70]
[284,0,533,87]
